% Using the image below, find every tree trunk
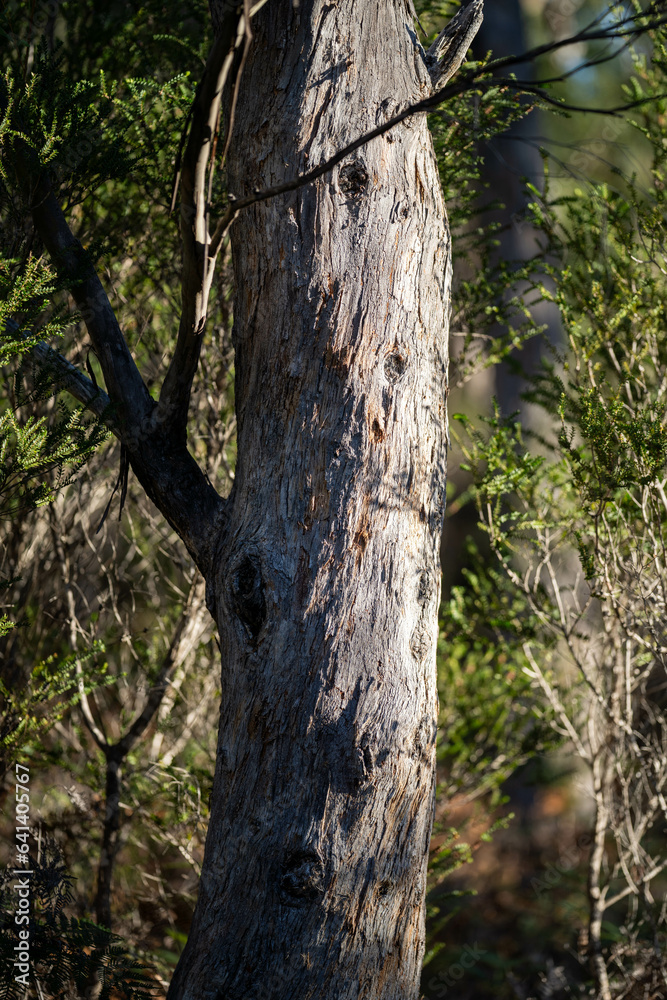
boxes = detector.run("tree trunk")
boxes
[471,0,545,418]
[168,2,450,997]
[94,748,122,930]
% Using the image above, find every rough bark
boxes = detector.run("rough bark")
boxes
[168,2,450,998]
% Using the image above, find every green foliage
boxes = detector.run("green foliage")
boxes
[0,643,114,769]
[0,251,108,517]
[0,840,157,1000]
[438,15,667,992]
[0,401,106,518]
[438,535,560,802]
[0,49,129,209]
[0,256,65,355]
[485,162,667,595]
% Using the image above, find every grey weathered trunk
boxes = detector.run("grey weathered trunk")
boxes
[168,2,450,997]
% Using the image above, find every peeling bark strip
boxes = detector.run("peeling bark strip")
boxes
[168,2,450,998]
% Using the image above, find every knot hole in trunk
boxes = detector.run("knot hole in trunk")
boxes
[278,850,325,906]
[417,570,433,605]
[231,555,266,640]
[339,158,368,198]
[384,349,408,384]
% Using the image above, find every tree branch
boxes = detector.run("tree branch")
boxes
[27,176,225,572]
[481,0,667,78]
[93,576,207,927]
[158,8,247,436]
[5,316,117,430]
[31,340,116,430]
[29,176,154,436]
[48,509,109,751]
[426,0,484,90]
[116,576,204,756]
[158,0,269,436]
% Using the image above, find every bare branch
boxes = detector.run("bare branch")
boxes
[158,10,245,434]
[426,0,484,91]
[116,576,206,756]
[160,670,217,768]
[158,0,267,436]
[588,750,613,1000]
[48,508,108,751]
[522,642,590,760]
[29,177,153,435]
[604,858,667,909]
[31,340,116,430]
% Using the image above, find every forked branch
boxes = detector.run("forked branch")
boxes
[28,170,224,570]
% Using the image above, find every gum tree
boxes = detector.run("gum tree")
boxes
[6,0,667,995]
[166,3,481,995]
[13,0,481,996]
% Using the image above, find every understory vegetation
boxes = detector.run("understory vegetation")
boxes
[1,1,666,998]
